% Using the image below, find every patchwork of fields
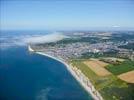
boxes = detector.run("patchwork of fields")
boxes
[71,58,134,100]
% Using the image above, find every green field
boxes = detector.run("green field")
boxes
[106,61,134,75]
[71,59,134,100]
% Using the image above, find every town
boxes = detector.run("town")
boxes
[31,31,134,61]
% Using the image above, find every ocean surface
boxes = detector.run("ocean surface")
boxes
[0,31,92,100]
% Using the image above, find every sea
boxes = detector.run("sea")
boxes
[0,30,92,100]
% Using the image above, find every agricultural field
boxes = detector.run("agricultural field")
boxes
[71,59,134,100]
[118,71,134,83]
[83,60,111,76]
[100,57,125,64]
[106,60,134,75]
[87,58,109,67]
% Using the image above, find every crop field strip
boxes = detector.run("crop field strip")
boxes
[118,70,134,83]
[106,61,134,75]
[89,59,109,67]
[83,60,111,76]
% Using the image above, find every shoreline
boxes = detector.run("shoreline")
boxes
[28,45,103,100]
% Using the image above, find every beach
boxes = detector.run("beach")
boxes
[28,45,103,100]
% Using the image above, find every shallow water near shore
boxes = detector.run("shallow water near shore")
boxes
[0,45,92,100]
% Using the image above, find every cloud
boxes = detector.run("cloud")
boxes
[23,32,66,44]
[112,25,120,28]
[0,32,67,49]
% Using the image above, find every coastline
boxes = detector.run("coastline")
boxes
[28,45,103,100]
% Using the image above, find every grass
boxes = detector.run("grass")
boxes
[100,83,134,100]
[71,59,98,84]
[106,61,134,75]
[70,59,134,100]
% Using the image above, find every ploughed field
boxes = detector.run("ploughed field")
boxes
[71,58,134,100]
[118,71,134,83]
[83,59,111,76]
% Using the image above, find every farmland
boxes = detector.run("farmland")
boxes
[118,71,134,83]
[106,60,134,75]
[71,59,134,100]
[83,60,111,76]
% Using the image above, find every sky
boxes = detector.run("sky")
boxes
[0,0,134,30]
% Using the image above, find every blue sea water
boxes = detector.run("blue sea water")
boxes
[0,31,92,100]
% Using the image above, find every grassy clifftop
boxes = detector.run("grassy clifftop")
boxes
[71,59,134,100]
